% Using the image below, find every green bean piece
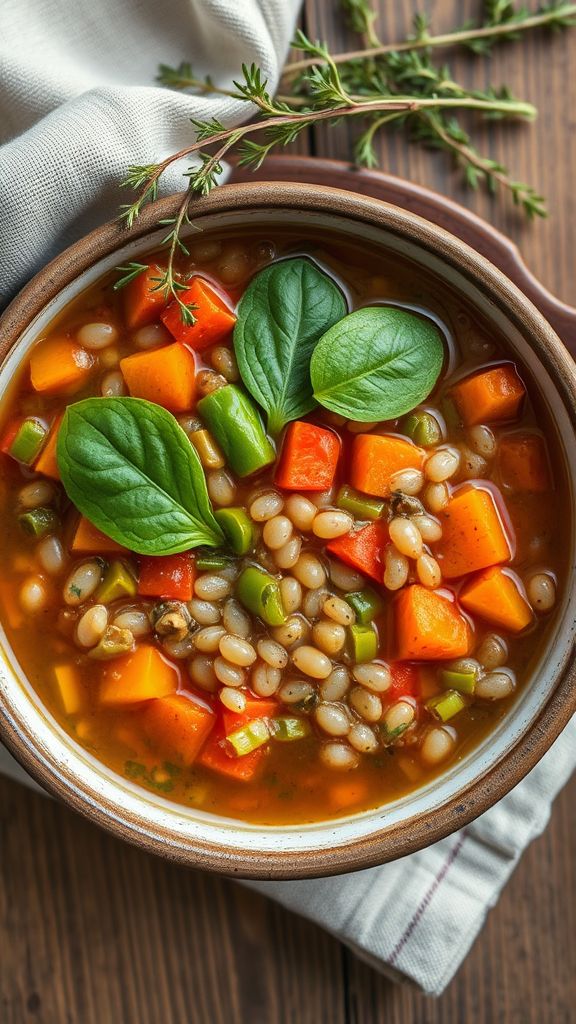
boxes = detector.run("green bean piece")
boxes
[235,566,286,626]
[400,410,442,448]
[441,669,476,695]
[345,588,384,625]
[8,418,49,464]
[271,717,311,742]
[197,385,275,477]
[96,560,137,603]
[18,507,60,539]
[195,551,236,571]
[336,484,386,521]
[349,623,378,663]
[215,507,255,556]
[426,689,466,722]
[226,718,270,757]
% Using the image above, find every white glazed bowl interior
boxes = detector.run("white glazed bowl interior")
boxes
[0,203,574,875]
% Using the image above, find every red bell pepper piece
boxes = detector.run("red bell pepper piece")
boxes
[326,520,388,583]
[161,277,236,350]
[274,421,341,491]
[138,553,195,601]
[388,662,420,700]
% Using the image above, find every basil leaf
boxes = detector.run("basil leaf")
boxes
[233,257,347,435]
[57,397,224,554]
[310,306,445,421]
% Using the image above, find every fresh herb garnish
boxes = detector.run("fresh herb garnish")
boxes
[57,397,224,555]
[233,257,347,434]
[124,760,180,793]
[310,306,444,421]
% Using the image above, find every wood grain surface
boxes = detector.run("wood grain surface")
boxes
[1,2,575,1021]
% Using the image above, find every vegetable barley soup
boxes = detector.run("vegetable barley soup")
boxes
[0,229,566,824]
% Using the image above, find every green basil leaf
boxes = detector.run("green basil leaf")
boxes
[57,397,224,554]
[310,306,445,421]
[233,257,347,435]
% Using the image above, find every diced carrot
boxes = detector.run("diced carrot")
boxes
[71,515,127,555]
[124,264,168,330]
[34,414,63,480]
[395,585,471,660]
[100,645,178,706]
[350,434,425,497]
[274,421,341,491]
[161,277,236,350]
[329,780,370,811]
[451,364,525,426]
[222,698,279,732]
[459,566,532,633]
[198,723,265,782]
[498,432,551,493]
[54,664,84,715]
[120,342,196,412]
[30,337,94,394]
[138,554,195,601]
[436,485,513,579]
[388,662,420,700]
[140,693,215,766]
[326,520,388,583]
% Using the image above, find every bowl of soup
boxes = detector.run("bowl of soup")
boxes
[0,183,574,878]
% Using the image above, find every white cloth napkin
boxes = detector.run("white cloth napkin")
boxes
[1,0,574,998]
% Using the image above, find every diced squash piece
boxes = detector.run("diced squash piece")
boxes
[274,421,341,491]
[30,337,94,394]
[54,664,84,715]
[350,434,425,497]
[71,515,127,555]
[459,566,532,633]
[326,520,388,583]
[198,723,264,781]
[395,585,471,660]
[437,485,513,579]
[138,554,195,601]
[161,277,236,350]
[223,698,278,731]
[120,342,196,412]
[100,645,178,706]
[34,415,63,479]
[124,264,168,330]
[140,693,215,766]
[498,432,551,493]
[329,779,370,811]
[451,364,525,426]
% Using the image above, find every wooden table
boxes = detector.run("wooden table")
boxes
[1,2,575,1020]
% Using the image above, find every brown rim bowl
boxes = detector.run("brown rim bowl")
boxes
[0,182,575,879]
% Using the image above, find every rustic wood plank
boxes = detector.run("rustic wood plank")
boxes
[0,3,575,1022]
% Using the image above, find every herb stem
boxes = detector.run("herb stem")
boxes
[283,3,576,78]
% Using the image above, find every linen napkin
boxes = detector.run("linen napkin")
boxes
[1,0,575,998]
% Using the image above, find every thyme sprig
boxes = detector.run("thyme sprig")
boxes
[119,1,575,316]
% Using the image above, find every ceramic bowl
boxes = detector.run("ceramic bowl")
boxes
[0,182,575,879]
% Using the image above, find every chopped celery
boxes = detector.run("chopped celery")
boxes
[195,551,236,571]
[271,717,311,742]
[336,484,386,521]
[400,410,442,448]
[18,507,60,539]
[235,566,286,626]
[345,588,384,625]
[227,718,270,757]
[96,560,137,603]
[198,385,275,477]
[349,623,378,663]
[215,507,255,555]
[9,418,48,464]
[441,669,476,695]
[426,689,466,722]
[87,626,135,660]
